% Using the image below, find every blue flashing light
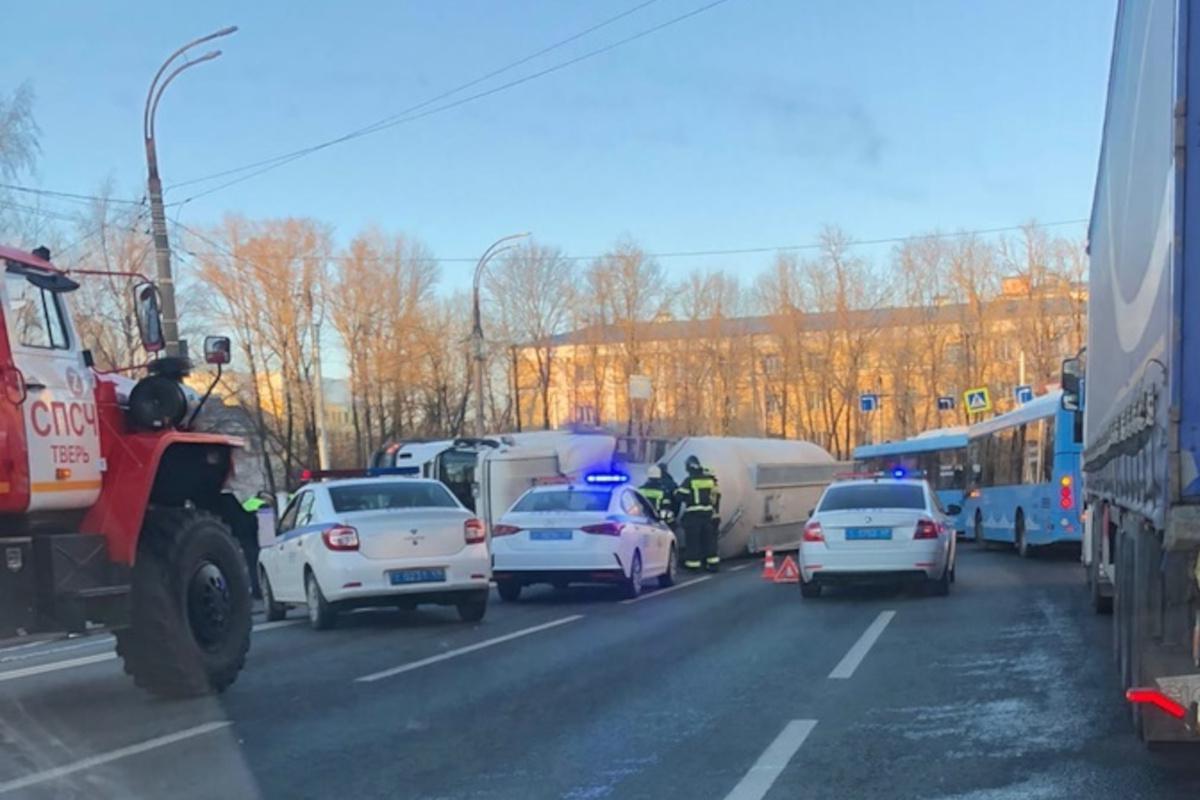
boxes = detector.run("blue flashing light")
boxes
[367,466,421,477]
[890,467,906,479]
[584,472,629,485]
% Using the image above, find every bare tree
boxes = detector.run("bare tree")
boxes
[486,242,573,429]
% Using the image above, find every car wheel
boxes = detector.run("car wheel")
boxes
[929,563,951,596]
[260,568,286,622]
[496,580,522,602]
[1015,511,1031,558]
[456,590,488,623]
[622,551,643,600]
[305,572,337,630]
[799,579,821,598]
[659,545,678,588]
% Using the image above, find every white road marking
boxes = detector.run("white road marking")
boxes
[0,652,116,683]
[723,719,817,800]
[828,610,896,679]
[620,576,712,604]
[0,619,302,683]
[356,615,585,683]
[0,721,232,795]
[252,619,303,632]
[728,563,752,572]
[0,636,114,664]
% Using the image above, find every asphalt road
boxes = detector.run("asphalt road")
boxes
[0,546,1198,799]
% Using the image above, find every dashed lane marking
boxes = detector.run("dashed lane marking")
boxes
[0,619,303,682]
[620,576,713,604]
[0,721,232,795]
[728,563,752,572]
[723,719,817,800]
[356,615,585,683]
[828,610,896,679]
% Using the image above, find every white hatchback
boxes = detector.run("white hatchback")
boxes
[490,480,678,600]
[258,477,491,629]
[798,477,958,598]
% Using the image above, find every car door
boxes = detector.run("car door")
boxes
[618,489,659,574]
[632,490,669,573]
[928,486,956,570]
[265,493,302,601]
[276,491,318,601]
[3,269,103,512]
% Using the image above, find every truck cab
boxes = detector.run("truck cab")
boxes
[0,244,253,698]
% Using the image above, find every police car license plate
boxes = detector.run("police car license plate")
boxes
[846,527,892,541]
[389,568,446,585]
[530,530,573,541]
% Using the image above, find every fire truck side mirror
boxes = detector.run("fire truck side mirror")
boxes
[203,336,232,366]
[132,282,165,353]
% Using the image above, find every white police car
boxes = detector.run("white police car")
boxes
[798,472,959,598]
[490,474,678,601]
[258,470,491,629]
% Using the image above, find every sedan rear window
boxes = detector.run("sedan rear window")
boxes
[511,489,611,513]
[329,482,459,512]
[819,483,926,511]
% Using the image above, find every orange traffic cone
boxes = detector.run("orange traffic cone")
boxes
[774,555,801,584]
[761,548,777,581]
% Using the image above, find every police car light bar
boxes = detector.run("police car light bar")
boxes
[300,466,421,481]
[833,469,925,481]
[584,472,629,485]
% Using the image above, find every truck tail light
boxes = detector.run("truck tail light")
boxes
[1060,475,1074,510]
[321,525,359,551]
[1126,688,1187,720]
[464,518,486,544]
[914,519,939,540]
[581,522,623,536]
[491,524,522,537]
[803,520,824,542]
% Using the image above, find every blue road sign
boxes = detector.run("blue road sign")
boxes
[1014,384,1034,404]
[963,387,992,414]
[859,393,879,413]
[936,396,955,411]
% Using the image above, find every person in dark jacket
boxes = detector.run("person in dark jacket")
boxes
[673,455,721,572]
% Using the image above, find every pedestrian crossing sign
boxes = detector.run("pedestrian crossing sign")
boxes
[963,387,991,414]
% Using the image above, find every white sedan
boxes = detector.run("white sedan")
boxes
[798,477,958,598]
[258,477,491,629]
[490,478,678,600]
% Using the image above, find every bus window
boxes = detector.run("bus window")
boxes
[1041,415,1057,482]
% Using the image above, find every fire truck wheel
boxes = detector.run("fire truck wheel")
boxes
[116,508,252,698]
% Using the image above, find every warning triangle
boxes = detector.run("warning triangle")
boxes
[773,555,801,583]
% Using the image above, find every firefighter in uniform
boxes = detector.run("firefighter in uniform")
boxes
[638,466,673,524]
[674,455,720,572]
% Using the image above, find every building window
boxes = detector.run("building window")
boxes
[762,354,782,375]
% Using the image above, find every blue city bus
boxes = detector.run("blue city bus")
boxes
[962,390,1083,555]
[853,427,969,535]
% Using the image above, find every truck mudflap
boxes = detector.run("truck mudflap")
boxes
[1127,674,1200,736]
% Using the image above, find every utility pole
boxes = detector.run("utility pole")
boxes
[471,232,530,437]
[143,26,237,358]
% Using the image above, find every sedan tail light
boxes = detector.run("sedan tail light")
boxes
[322,525,360,551]
[491,523,522,537]
[914,519,939,540]
[581,522,623,536]
[802,520,824,542]
[464,518,486,544]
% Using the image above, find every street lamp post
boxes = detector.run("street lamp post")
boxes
[144,26,237,359]
[472,232,530,437]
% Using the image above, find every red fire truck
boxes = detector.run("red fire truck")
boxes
[0,243,252,697]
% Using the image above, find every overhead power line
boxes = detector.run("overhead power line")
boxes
[170,217,1088,267]
[168,0,732,204]
[0,182,145,207]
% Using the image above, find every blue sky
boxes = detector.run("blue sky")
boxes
[3,0,1116,291]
